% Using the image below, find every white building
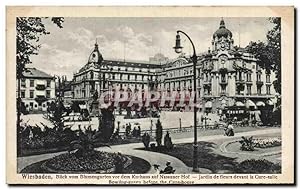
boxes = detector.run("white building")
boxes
[20,68,56,112]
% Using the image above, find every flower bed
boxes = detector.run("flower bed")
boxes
[237,159,281,174]
[253,137,281,148]
[41,151,131,173]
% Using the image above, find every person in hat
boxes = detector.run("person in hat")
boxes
[162,161,174,174]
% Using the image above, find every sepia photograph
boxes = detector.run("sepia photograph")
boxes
[6,6,295,184]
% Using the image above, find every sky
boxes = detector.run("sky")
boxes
[30,17,274,79]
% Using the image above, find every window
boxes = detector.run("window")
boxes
[266,74,271,83]
[90,71,94,79]
[21,90,25,98]
[266,85,271,95]
[46,80,51,87]
[257,86,262,95]
[247,85,251,95]
[237,72,242,81]
[247,73,252,82]
[46,90,51,98]
[30,80,34,87]
[257,73,261,81]
[221,74,226,82]
[30,90,34,98]
[21,79,26,88]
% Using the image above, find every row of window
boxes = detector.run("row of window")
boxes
[109,66,156,73]
[77,72,157,82]
[166,68,194,78]
[21,79,52,88]
[232,85,272,95]
[21,90,51,98]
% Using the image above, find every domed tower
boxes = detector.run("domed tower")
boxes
[88,42,103,65]
[212,18,234,51]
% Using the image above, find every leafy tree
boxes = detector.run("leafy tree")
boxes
[69,126,110,157]
[99,109,115,142]
[155,119,163,147]
[246,17,281,94]
[46,99,67,130]
[16,17,64,79]
[16,17,64,155]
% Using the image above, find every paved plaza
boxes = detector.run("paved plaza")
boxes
[20,111,220,132]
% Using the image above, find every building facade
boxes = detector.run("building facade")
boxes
[160,19,277,112]
[72,43,162,101]
[20,68,56,112]
[72,19,277,112]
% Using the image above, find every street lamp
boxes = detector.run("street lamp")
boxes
[174,30,199,172]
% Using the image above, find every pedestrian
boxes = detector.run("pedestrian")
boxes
[224,121,234,136]
[162,161,175,174]
[137,126,141,137]
[132,127,137,137]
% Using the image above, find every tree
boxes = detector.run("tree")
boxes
[46,99,67,130]
[155,119,163,147]
[246,17,281,94]
[99,109,115,142]
[16,17,64,79]
[16,17,64,155]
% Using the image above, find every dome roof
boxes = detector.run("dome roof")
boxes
[88,43,103,64]
[213,19,232,39]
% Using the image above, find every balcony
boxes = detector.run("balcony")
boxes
[219,80,228,85]
[219,92,229,96]
[36,84,46,91]
[236,79,245,84]
[203,93,213,97]
[203,80,211,85]
[219,67,228,73]
[256,81,264,86]
[35,95,48,104]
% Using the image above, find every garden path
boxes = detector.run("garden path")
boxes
[17,128,281,174]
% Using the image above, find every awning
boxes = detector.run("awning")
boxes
[79,104,87,109]
[256,101,266,107]
[266,99,274,105]
[205,101,212,108]
[221,99,227,108]
[246,100,256,108]
[235,101,245,107]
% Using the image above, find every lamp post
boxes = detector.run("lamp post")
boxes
[174,30,199,172]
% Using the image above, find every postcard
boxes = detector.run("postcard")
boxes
[6,6,295,184]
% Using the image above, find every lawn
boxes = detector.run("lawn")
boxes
[146,140,281,174]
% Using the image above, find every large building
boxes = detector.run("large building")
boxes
[72,43,162,100]
[20,68,56,112]
[71,19,277,113]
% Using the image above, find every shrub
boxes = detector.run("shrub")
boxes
[155,119,163,147]
[239,136,255,151]
[141,132,150,149]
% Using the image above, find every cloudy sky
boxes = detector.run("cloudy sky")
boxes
[30,17,274,79]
